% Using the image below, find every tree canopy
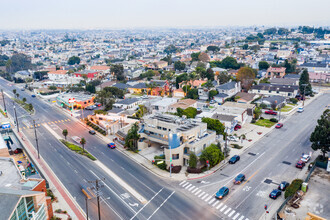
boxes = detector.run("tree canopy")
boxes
[299,69,312,96]
[200,144,224,167]
[210,56,240,69]
[174,61,186,71]
[68,56,80,65]
[236,67,255,91]
[177,107,197,119]
[125,122,140,151]
[207,46,220,52]
[191,52,201,61]
[6,53,32,73]
[258,61,269,70]
[202,117,225,135]
[164,45,180,54]
[310,109,330,158]
[111,64,125,81]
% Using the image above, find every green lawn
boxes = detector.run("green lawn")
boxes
[280,104,297,112]
[254,119,277,128]
[60,139,96,161]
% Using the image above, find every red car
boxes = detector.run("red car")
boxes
[296,160,305,169]
[95,103,102,107]
[275,123,283,129]
[234,124,241,131]
[265,110,277,115]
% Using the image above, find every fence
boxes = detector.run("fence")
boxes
[305,163,316,182]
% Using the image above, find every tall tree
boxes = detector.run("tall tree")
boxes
[198,52,210,62]
[258,61,269,70]
[207,46,220,52]
[174,61,186,71]
[189,152,198,168]
[236,67,255,91]
[80,137,86,153]
[299,69,312,96]
[191,52,201,61]
[68,56,81,65]
[125,122,140,151]
[310,109,330,158]
[62,129,68,140]
[202,118,225,135]
[6,53,32,73]
[111,64,125,81]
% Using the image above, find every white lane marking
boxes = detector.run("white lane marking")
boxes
[146,191,175,220]
[245,218,249,220]
[195,189,202,195]
[90,170,137,215]
[204,196,212,202]
[100,195,124,220]
[198,192,205,198]
[216,203,223,209]
[212,200,219,207]
[184,183,192,189]
[94,160,147,203]
[201,193,209,200]
[179,181,186,186]
[188,186,195,191]
[74,170,78,174]
[228,210,235,217]
[129,188,164,220]
[224,207,232,215]
[182,182,189,187]
[233,213,240,220]
[238,215,245,220]
[200,152,266,188]
[220,205,227,212]
[235,181,263,209]
[208,198,216,205]
[191,187,199,193]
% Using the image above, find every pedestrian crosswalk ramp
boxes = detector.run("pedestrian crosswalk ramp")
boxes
[179,180,249,220]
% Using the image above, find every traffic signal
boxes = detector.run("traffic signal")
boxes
[206,160,209,164]
[264,205,267,210]
[152,160,155,164]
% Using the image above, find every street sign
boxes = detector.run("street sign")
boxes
[68,98,76,103]
[1,122,11,129]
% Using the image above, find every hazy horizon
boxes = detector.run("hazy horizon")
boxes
[1,0,330,30]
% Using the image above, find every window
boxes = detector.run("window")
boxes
[276,91,279,93]
[84,102,87,104]
[203,144,206,150]
[163,127,167,131]
[269,90,271,93]
[172,154,179,160]
[288,93,291,96]
[157,126,161,130]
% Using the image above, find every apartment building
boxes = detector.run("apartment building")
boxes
[139,114,216,167]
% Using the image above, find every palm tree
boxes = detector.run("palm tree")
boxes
[16,93,19,99]
[80,137,86,153]
[13,89,16,95]
[22,97,27,103]
[62,129,68,140]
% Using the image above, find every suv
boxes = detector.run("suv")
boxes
[86,105,96,110]
[229,155,240,164]
[269,189,281,199]
[300,153,311,163]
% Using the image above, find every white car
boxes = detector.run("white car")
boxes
[227,136,239,142]
[300,154,311,163]
[297,107,304,113]
[72,136,82,144]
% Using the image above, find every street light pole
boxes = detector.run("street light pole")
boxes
[33,120,40,159]
[302,84,308,107]
[89,179,104,220]
[13,104,19,132]
[1,89,7,117]
[85,196,89,220]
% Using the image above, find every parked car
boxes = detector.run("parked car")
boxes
[85,105,96,110]
[89,130,96,135]
[278,181,289,191]
[227,136,238,142]
[210,100,215,104]
[269,189,281,199]
[95,103,102,107]
[296,160,305,169]
[107,143,116,149]
[234,124,241,131]
[72,136,81,144]
[215,186,229,199]
[229,155,240,164]
[297,107,304,113]
[265,110,277,115]
[300,153,311,163]
[275,123,283,129]
[234,174,245,184]
[21,88,25,91]
[31,94,36,97]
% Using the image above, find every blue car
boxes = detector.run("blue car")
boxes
[229,155,240,164]
[215,186,229,199]
[234,174,245,184]
[31,94,36,97]
[107,143,116,149]
[269,189,281,199]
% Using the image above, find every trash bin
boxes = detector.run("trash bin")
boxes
[301,182,308,192]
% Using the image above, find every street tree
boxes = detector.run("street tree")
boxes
[191,52,200,61]
[22,97,26,103]
[80,137,86,153]
[68,56,80,65]
[62,129,68,140]
[236,67,255,91]
[174,61,186,71]
[310,109,330,158]
[299,69,312,96]
[13,89,16,95]
[208,90,218,100]
[202,117,225,135]
[125,122,140,151]
[189,152,198,168]
[200,144,224,167]
[258,61,269,70]
[207,46,220,53]
[182,107,197,119]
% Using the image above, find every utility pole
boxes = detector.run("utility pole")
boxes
[85,196,89,220]
[302,84,308,107]
[13,103,19,132]
[33,120,40,159]
[1,89,7,117]
[89,179,104,220]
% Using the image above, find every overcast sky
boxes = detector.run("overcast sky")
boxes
[1,0,329,29]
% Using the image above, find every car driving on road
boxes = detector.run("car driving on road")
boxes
[229,155,240,164]
[107,143,116,149]
[234,174,245,184]
[72,136,82,144]
[300,153,311,163]
[269,189,281,199]
[275,123,283,128]
[215,186,229,199]
[296,160,305,168]
[297,107,304,113]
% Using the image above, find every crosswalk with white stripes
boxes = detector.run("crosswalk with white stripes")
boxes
[179,180,249,220]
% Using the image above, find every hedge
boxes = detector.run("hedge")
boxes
[168,165,181,173]
[270,118,278,123]
[284,179,303,198]
[187,167,202,173]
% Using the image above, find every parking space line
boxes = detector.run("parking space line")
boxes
[198,192,205,198]
[188,186,195,191]
[179,181,186,186]
[233,213,240,220]
[204,195,212,202]
[201,193,208,200]
[216,203,223,209]
[228,210,235,217]
[191,187,199,193]
[195,189,202,195]
[208,198,216,205]
[224,207,232,215]
[220,205,227,212]
[238,216,245,220]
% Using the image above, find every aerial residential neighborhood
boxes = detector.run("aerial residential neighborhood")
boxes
[0,1,329,220]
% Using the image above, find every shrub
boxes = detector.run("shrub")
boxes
[187,167,202,173]
[260,117,264,120]
[157,162,167,170]
[170,165,182,173]
[270,118,278,123]
[189,152,198,168]
[284,179,303,198]
[251,119,256,123]
[289,98,298,104]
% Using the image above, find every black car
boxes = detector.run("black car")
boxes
[269,189,281,199]
[229,155,240,164]
[89,130,96,135]
[278,181,289,191]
